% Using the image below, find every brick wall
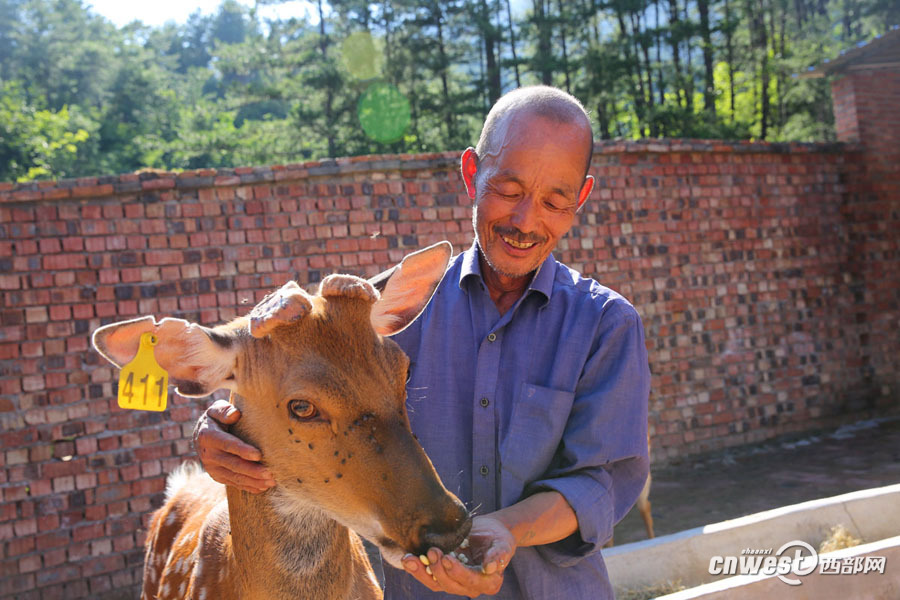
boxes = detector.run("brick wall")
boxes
[831,69,900,147]
[1,139,898,598]
[830,66,900,429]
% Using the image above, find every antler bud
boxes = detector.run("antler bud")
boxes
[248,281,313,338]
[318,275,380,303]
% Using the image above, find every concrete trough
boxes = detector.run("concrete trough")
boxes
[656,535,900,599]
[605,483,900,595]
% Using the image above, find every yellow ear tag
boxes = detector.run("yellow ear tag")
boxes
[117,332,169,411]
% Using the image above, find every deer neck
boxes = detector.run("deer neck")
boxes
[225,485,357,600]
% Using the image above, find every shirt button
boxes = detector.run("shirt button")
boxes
[480,465,489,476]
[487,333,497,342]
[480,397,490,408]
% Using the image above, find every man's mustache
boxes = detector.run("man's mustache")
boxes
[493,226,546,245]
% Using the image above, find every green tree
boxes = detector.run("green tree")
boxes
[0,81,91,181]
[1,0,895,182]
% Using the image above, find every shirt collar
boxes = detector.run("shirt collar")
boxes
[459,242,555,306]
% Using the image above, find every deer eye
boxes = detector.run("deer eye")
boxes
[288,399,318,420]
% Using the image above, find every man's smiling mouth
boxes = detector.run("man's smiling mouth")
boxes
[501,235,537,249]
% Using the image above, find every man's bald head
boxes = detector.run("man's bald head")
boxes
[475,86,594,178]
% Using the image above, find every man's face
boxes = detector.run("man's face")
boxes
[468,112,593,280]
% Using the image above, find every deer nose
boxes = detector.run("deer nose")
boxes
[415,500,472,555]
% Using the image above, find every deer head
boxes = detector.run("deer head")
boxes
[92,242,470,566]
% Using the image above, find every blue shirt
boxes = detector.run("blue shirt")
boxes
[385,243,650,600]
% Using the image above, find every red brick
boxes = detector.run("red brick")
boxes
[12,190,40,203]
[42,187,71,200]
[36,530,68,550]
[19,553,42,573]
[0,274,21,289]
[145,250,182,266]
[43,547,67,568]
[14,519,37,537]
[42,458,87,479]
[48,305,71,320]
[72,522,104,543]
[74,437,98,455]
[6,535,35,556]
[71,184,114,198]
[141,178,175,190]
[39,238,62,254]
[42,254,86,270]
[81,554,123,576]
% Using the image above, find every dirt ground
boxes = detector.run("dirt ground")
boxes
[612,415,900,545]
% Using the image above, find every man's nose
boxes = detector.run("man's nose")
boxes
[508,196,539,232]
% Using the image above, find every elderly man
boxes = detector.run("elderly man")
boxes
[195,85,650,599]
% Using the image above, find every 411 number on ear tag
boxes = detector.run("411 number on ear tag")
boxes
[118,332,168,411]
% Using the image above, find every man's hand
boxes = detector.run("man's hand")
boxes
[400,491,578,596]
[401,515,515,597]
[193,399,275,493]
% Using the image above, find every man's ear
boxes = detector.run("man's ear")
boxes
[92,316,240,397]
[460,147,478,200]
[369,241,453,336]
[576,175,594,212]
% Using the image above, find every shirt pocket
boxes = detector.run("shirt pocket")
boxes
[500,384,575,487]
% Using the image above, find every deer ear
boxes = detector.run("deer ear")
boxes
[92,316,239,397]
[369,241,452,336]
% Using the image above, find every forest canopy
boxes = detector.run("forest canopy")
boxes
[0,0,896,182]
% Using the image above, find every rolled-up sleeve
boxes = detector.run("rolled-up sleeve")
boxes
[525,302,651,566]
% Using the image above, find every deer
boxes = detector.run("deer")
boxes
[92,242,472,600]
[634,473,654,540]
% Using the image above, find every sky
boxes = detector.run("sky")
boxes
[85,0,318,28]
[85,0,529,29]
